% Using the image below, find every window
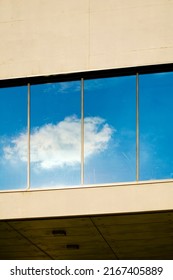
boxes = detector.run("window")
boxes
[139,72,173,180]
[84,76,136,184]
[0,86,27,190]
[30,81,81,188]
[0,70,173,190]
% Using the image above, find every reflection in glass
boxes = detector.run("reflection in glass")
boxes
[140,72,173,180]
[0,86,27,190]
[84,76,136,184]
[1,71,173,191]
[30,81,81,188]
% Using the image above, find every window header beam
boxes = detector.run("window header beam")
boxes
[1,63,173,88]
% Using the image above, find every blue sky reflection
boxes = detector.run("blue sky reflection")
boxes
[30,81,81,188]
[0,86,27,190]
[140,72,173,180]
[84,76,136,184]
[1,72,173,190]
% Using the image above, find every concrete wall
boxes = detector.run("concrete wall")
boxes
[0,0,173,80]
[1,180,173,220]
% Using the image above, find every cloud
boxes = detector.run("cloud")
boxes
[3,116,114,170]
[42,81,80,95]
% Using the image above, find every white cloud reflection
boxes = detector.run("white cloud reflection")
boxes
[3,116,114,170]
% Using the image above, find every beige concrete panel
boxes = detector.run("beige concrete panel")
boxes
[0,0,89,79]
[1,0,173,80]
[89,0,173,69]
[0,180,173,220]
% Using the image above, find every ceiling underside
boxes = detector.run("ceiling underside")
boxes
[0,211,173,260]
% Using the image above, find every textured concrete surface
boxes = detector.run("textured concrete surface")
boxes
[0,0,173,79]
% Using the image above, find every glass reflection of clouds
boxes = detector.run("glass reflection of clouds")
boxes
[0,86,27,190]
[1,71,173,191]
[140,72,173,180]
[30,81,81,188]
[84,76,136,184]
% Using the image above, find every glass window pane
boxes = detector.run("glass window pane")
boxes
[0,86,27,190]
[84,76,136,184]
[30,81,81,188]
[140,72,173,180]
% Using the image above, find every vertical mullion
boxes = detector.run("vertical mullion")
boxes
[136,73,139,182]
[27,83,30,190]
[81,78,84,185]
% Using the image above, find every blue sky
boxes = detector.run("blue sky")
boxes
[140,72,173,180]
[84,76,136,184]
[0,72,173,190]
[0,86,27,189]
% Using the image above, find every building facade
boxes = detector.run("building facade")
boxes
[0,0,173,259]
